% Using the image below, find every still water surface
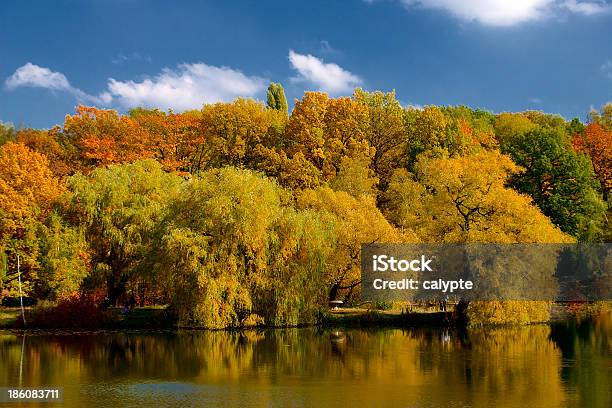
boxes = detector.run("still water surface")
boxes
[0,314,609,407]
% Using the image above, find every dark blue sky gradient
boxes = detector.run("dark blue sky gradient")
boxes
[1,0,611,127]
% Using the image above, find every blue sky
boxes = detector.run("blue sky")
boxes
[1,0,612,128]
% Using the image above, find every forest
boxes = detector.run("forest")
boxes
[0,84,610,328]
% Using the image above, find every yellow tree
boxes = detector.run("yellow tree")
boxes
[285,91,329,165]
[385,150,573,244]
[296,187,416,303]
[383,150,574,324]
[494,112,537,143]
[196,98,283,171]
[404,105,450,168]
[0,143,65,295]
[354,89,408,191]
[321,96,372,179]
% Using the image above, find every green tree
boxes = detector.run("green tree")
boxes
[0,121,16,146]
[266,82,288,115]
[37,213,90,299]
[154,167,333,328]
[501,127,605,241]
[65,160,183,304]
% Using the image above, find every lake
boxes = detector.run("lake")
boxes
[0,313,609,407]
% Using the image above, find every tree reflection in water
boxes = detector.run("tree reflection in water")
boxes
[0,314,609,407]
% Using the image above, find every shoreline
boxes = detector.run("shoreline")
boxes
[4,303,606,332]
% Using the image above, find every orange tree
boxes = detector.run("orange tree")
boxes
[0,143,65,296]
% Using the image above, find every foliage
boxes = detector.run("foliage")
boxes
[37,213,90,299]
[64,160,183,304]
[153,167,333,328]
[2,94,609,328]
[296,187,415,304]
[384,151,574,244]
[130,108,202,172]
[501,126,605,241]
[466,301,551,326]
[0,142,65,296]
[266,82,288,115]
[588,102,612,130]
[64,106,152,169]
[572,123,612,200]
[354,89,407,192]
[0,121,16,146]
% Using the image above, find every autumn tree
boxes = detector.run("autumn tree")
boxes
[494,113,538,144]
[0,121,16,146]
[130,108,202,173]
[196,98,282,171]
[384,151,574,324]
[16,127,72,177]
[296,187,415,303]
[588,103,612,130]
[404,105,449,166]
[330,153,379,198]
[441,106,498,150]
[285,91,330,166]
[153,167,333,327]
[384,151,573,244]
[501,127,605,241]
[572,123,612,200]
[64,160,184,304]
[63,106,152,169]
[285,92,373,182]
[0,142,65,295]
[321,96,372,179]
[354,89,407,192]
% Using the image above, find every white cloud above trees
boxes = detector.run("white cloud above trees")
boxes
[106,63,267,110]
[288,50,362,95]
[5,62,267,111]
[4,62,110,105]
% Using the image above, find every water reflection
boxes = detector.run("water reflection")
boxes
[0,313,609,407]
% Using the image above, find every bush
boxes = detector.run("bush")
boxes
[15,294,118,329]
[466,300,551,326]
[374,300,393,311]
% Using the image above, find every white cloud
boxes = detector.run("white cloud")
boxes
[5,62,110,105]
[601,60,612,79]
[5,62,72,91]
[394,0,610,26]
[288,50,361,94]
[5,62,267,111]
[563,0,610,15]
[107,63,267,110]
